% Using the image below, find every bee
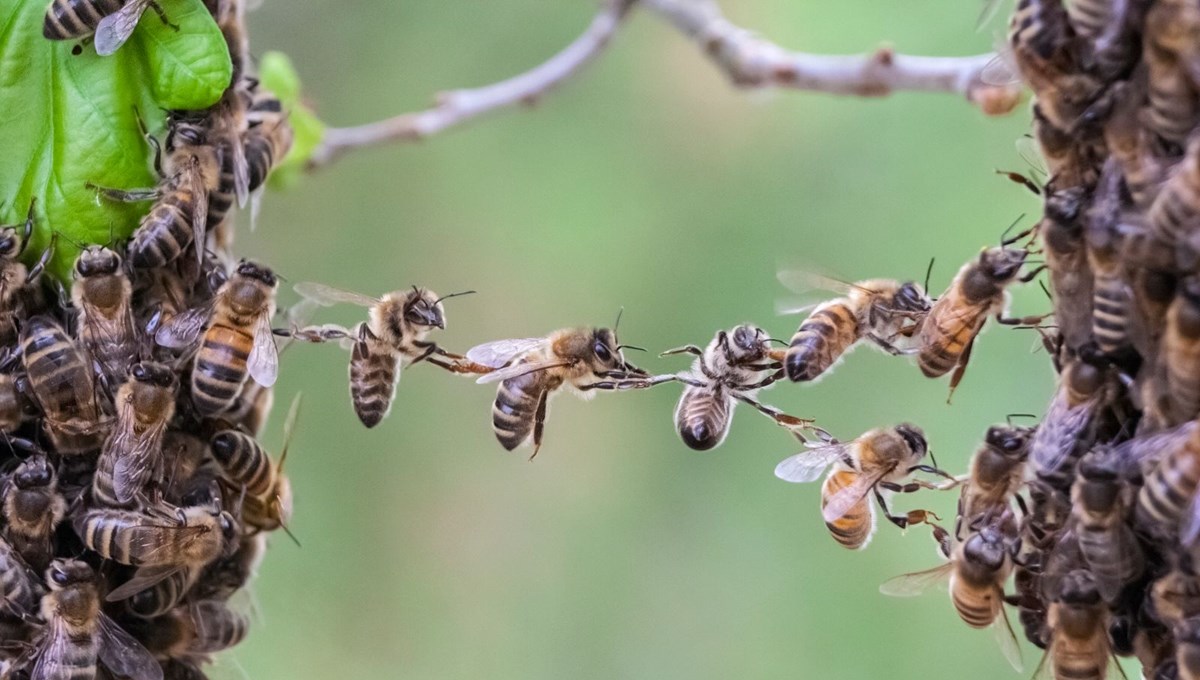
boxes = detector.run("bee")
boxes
[956,423,1034,532]
[1148,137,1200,251]
[28,559,161,680]
[467,325,664,457]
[1142,0,1200,151]
[287,283,477,428]
[244,86,294,195]
[92,362,178,508]
[774,424,947,550]
[1069,449,1144,603]
[1104,71,1163,211]
[129,600,248,660]
[1039,569,1114,680]
[77,505,235,570]
[1085,162,1134,356]
[72,245,137,392]
[1180,617,1200,680]
[210,394,300,538]
[212,0,249,82]
[1161,276,1200,424]
[1031,106,1104,189]
[0,536,41,620]
[190,533,264,602]
[880,519,1024,671]
[0,200,51,343]
[124,567,199,619]
[1150,560,1200,629]
[1,453,66,573]
[156,260,279,417]
[661,325,812,451]
[91,114,217,270]
[20,315,109,454]
[1136,414,1200,544]
[1029,350,1109,493]
[776,274,930,383]
[917,237,1034,397]
[1040,182,1095,352]
[0,352,26,434]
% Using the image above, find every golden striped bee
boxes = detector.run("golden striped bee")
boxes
[1085,162,1134,356]
[1143,0,1200,150]
[774,424,948,550]
[122,567,200,619]
[42,0,175,49]
[880,518,1024,672]
[19,315,110,455]
[244,85,293,195]
[92,362,178,508]
[776,273,930,383]
[1038,569,1115,680]
[467,324,664,458]
[1029,351,1109,492]
[28,559,161,680]
[0,535,41,621]
[661,325,812,451]
[1069,449,1144,603]
[1149,137,1200,251]
[285,283,477,428]
[71,246,138,391]
[210,394,301,539]
[955,422,1034,533]
[156,260,279,417]
[91,0,181,55]
[1136,417,1200,545]
[2,452,66,573]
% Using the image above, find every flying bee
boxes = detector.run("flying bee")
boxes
[20,315,110,454]
[1069,449,1144,603]
[467,324,668,458]
[956,422,1034,533]
[72,245,137,390]
[776,273,930,383]
[90,113,217,270]
[774,424,950,550]
[661,325,812,451]
[880,518,1024,671]
[210,394,301,539]
[2,453,66,573]
[1039,569,1115,680]
[1085,161,1134,356]
[92,362,178,508]
[0,536,41,621]
[1136,417,1200,545]
[1161,276,1200,424]
[27,559,162,680]
[918,236,1036,397]
[1029,350,1109,493]
[286,283,478,428]
[156,260,278,417]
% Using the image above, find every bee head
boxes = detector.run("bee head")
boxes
[129,361,177,390]
[984,425,1032,459]
[403,288,445,330]
[166,116,210,151]
[961,526,1008,571]
[980,246,1028,283]
[591,328,620,368]
[75,246,121,278]
[1056,569,1102,606]
[893,282,930,313]
[45,559,93,591]
[219,511,240,546]
[235,260,277,287]
[1077,449,1119,482]
[13,454,53,489]
[728,325,769,360]
[893,423,926,457]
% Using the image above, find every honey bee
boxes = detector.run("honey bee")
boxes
[1148,137,1200,251]
[1039,569,1115,680]
[123,567,199,619]
[1041,182,1096,351]
[1142,0,1200,151]
[774,424,948,550]
[662,325,812,451]
[210,394,300,538]
[880,518,1024,671]
[41,0,173,47]
[0,352,26,434]
[129,599,248,661]
[0,536,41,621]
[71,246,138,391]
[77,505,235,575]
[287,283,477,428]
[0,200,51,343]
[1104,71,1163,210]
[190,533,264,602]
[467,325,664,457]
[156,260,278,417]
[1086,162,1134,356]
[88,0,184,55]
[1029,350,1109,493]
[1,453,66,573]
[1162,276,1200,424]
[776,273,930,383]
[20,315,109,454]
[91,114,217,270]
[1069,449,1144,603]
[917,237,1035,397]
[1180,617,1200,680]
[956,423,1034,532]
[1136,417,1200,544]
[1031,106,1105,189]
[244,86,293,195]
[27,559,161,680]
[203,90,252,239]
[1151,559,1200,629]
[92,362,178,508]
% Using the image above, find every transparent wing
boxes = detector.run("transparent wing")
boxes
[97,612,163,680]
[229,132,250,208]
[776,270,855,297]
[1030,391,1097,475]
[186,162,209,267]
[994,605,1024,673]
[822,468,889,524]
[1016,135,1049,181]
[773,444,848,483]
[106,565,184,602]
[466,338,549,368]
[1112,421,1195,475]
[879,562,952,597]
[475,360,571,385]
[981,47,1020,87]
[30,617,70,680]
[1182,490,1200,547]
[111,422,167,506]
[248,313,280,387]
[155,305,211,349]
[94,0,150,55]
[293,282,379,308]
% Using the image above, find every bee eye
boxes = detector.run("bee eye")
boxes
[593,342,612,363]
[131,364,147,381]
[50,568,69,586]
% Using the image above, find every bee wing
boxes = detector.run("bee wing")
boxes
[1112,421,1195,475]
[1182,490,1200,547]
[229,131,250,208]
[822,467,889,524]
[474,359,571,385]
[878,562,952,597]
[97,611,163,680]
[30,617,70,680]
[776,270,856,297]
[293,282,379,308]
[1030,392,1096,475]
[1094,525,1144,601]
[981,46,1020,87]
[155,305,211,349]
[773,444,847,483]
[106,565,182,602]
[248,313,280,387]
[1015,135,1049,181]
[185,162,208,267]
[994,604,1024,673]
[93,0,150,55]
[466,338,549,369]
[111,423,167,506]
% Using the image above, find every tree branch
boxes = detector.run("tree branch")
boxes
[308,0,1018,169]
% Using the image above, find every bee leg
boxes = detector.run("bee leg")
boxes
[24,234,54,285]
[945,335,977,404]
[16,198,34,256]
[659,345,703,357]
[529,391,549,461]
[736,369,784,391]
[867,334,918,356]
[872,488,936,530]
[85,183,161,204]
[906,463,958,483]
[147,1,180,31]
[732,393,813,431]
[407,344,438,366]
[427,356,494,375]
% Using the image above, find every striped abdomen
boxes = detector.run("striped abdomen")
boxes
[1064,0,1110,40]
[1144,0,1200,147]
[4,490,58,570]
[949,578,1000,628]
[90,451,130,509]
[1149,165,1200,248]
[673,384,732,451]
[349,338,398,428]
[245,132,283,193]
[0,374,21,432]
[129,188,201,269]
[1165,326,1200,423]
[125,567,198,618]
[918,295,987,378]
[192,323,252,416]
[1152,570,1200,626]
[20,318,101,454]
[42,0,125,40]
[1137,439,1200,536]
[1050,631,1108,680]
[1077,523,1142,599]
[41,632,99,680]
[820,469,874,550]
[1091,272,1131,353]
[491,366,547,451]
[79,314,135,388]
[0,541,38,617]
[191,601,249,653]
[211,430,273,496]
[785,300,859,382]
[206,141,237,230]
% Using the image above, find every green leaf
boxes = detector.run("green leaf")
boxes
[259,50,325,189]
[0,0,232,282]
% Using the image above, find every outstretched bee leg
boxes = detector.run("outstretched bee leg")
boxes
[659,345,703,357]
[867,334,920,356]
[427,356,495,375]
[873,486,940,530]
[946,334,977,404]
[85,183,161,204]
[731,393,813,431]
[529,391,549,461]
[25,234,54,284]
[579,374,679,390]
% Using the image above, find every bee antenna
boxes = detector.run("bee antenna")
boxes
[1005,413,1038,426]
[279,519,302,548]
[999,213,1028,246]
[764,337,790,346]
[613,307,624,336]
[923,257,935,293]
[278,393,302,472]
[928,449,939,470]
[52,230,86,251]
[616,344,646,353]
[435,290,476,304]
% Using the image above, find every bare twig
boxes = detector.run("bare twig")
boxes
[308,0,1019,169]
[308,0,635,168]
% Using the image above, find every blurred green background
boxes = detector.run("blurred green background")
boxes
[235,1,1059,679]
